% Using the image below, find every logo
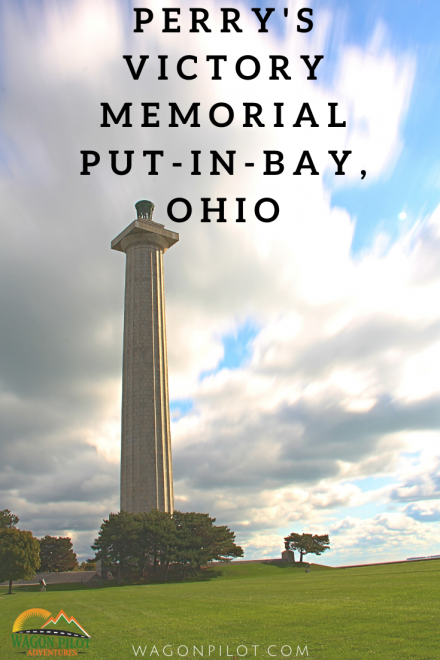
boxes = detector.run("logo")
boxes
[11,608,91,656]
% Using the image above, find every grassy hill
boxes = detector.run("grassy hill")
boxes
[1,560,438,659]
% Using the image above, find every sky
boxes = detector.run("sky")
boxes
[0,0,440,567]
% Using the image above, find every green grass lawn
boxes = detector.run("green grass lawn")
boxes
[1,560,438,659]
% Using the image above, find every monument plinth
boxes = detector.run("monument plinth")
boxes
[112,200,179,513]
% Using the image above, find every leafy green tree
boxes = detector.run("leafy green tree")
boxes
[134,509,176,579]
[91,509,243,584]
[310,534,331,557]
[208,523,244,563]
[284,532,330,562]
[0,527,41,594]
[39,536,78,572]
[171,511,201,579]
[91,511,141,585]
[284,532,304,561]
[0,509,19,529]
[172,512,243,580]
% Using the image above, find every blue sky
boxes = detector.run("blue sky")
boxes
[237,0,440,254]
[318,0,440,253]
[332,2,440,253]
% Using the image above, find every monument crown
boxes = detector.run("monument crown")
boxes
[111,201,179,253]
[135,199,155,220]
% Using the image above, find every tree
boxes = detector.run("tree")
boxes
[0,509,19,529]
[310,534,331,556]
[91,509,244,584]
[284,532,330,562]
[172,512,243,579]
[91,511,141,585]
[0,527,41,594]
[205,523,244,564]
[39,536,78,572]
[134,509,176,579]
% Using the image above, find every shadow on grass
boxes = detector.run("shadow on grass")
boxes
[267,562,333,571]
[117,567,224,587]
[180,568,224,582]
[1,563,336,593]
[7,568,226,592]
[4,583,94,593]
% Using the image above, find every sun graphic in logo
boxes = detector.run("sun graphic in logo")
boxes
[12,609,51,633]
[12,608,91,639]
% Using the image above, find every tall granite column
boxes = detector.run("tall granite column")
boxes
[111,200,179,513]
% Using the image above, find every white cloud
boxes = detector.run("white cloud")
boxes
[329,512,440,562]
[1,0,435,564]
[332,23,415,181]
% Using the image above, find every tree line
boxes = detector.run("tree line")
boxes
[92,509,244,584]
[0,508,243,590]
[1,506,330,593]
[0,509,92,593]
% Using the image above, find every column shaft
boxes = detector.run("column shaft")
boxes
[120,243,173,513]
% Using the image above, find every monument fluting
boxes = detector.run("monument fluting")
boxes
[112,200,179,513]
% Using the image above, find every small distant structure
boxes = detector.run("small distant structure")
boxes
[281,549,295,563]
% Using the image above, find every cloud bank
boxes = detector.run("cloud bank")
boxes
[2,0,438,564]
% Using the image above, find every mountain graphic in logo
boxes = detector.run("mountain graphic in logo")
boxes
[13,608,90,639]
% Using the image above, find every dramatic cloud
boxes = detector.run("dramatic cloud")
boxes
[2,0,438,564]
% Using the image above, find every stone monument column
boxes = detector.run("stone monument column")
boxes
[111,200,179,513]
